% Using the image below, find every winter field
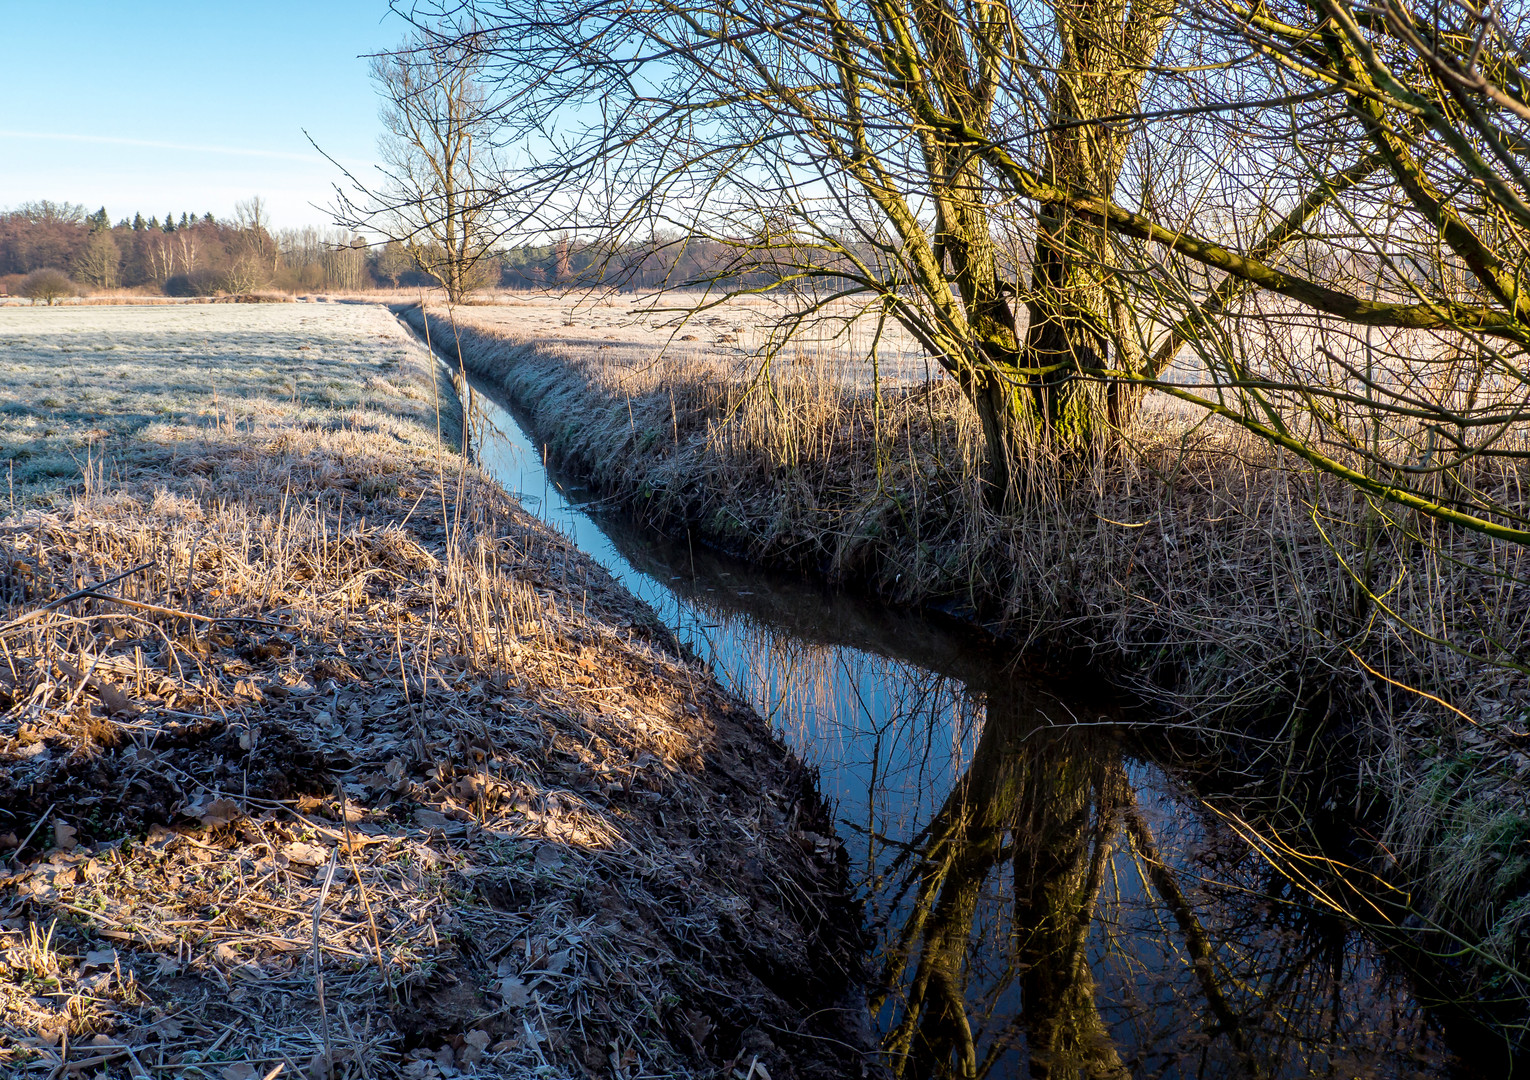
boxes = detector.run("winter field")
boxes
[0,303,454,502]
[0,303,853,1078]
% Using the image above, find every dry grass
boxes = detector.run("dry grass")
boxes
[0,304,863,1079]
[413,299,1530,1005]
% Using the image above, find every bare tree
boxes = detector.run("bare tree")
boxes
[331,30,501,303]
[375,239,413,287]
[73,230,120,289]
[411,0,1199,499]
[412,0,1529,540]
[222,196,277,294]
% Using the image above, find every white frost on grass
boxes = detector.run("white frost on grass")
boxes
[0,303,451,500]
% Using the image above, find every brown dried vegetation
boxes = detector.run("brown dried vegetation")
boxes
[411,301,1530,1002]
[0,306,863,1079]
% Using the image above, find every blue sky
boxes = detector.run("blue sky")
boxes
[0,1,411,228]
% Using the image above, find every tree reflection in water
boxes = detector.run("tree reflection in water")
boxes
[863,672,1449,1078]
[694,620,1453,1078]
[460,382,1462,1078]
[876,699,1130,1079]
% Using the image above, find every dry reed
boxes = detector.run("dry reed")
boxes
[414,299,1530,1006]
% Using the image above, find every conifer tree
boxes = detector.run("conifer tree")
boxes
[132,213,145,231]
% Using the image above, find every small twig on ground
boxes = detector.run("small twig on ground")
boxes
[0,561,154,637]
[78,590,286,628]
[10,802,57,867]
[312,848,340,1080]
[337,786,388,982]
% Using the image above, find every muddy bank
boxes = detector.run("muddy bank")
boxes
[0,303,867,1079]
[402,301,1530,1041]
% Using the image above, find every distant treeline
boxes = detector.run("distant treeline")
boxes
[0,200,794,296]
[0,201,409,297]
[498,235,788,291]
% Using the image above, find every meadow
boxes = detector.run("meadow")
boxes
[0,304,859,1079]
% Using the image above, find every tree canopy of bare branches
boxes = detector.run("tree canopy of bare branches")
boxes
[403,0,1529,542]
[332,29,503,303]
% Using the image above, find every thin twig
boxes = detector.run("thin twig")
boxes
[83,590,286,627]
[0,561,154,637]
[312,848,339,1080]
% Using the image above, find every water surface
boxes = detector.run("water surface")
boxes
[459,371,1469,1078]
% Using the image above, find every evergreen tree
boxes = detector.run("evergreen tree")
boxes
[88,208,110,233]
[132,213,145,231]
[147,216,159,230]
[180,213,190,230]
[202,212,215,225]
[162,212,175,233]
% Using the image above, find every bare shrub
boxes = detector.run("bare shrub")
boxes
[19,268,74,305]
[163,267,227,297]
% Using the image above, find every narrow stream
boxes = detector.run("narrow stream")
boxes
[454,368,1482,1077]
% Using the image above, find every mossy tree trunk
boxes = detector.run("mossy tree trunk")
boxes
[898,0,1171,504]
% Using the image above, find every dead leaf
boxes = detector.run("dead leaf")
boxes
[96,681,140,716]
[459,1030,490,1066]
[233,679,263,703]
[496,976,530,1006]
[197,799,244,829]
[414,808,453,830]
[53,823,77,850]
[149,1014,185,1039]
[82,948,118,970]
[284,841,330,866]
[684,1008,714,1046]
[220,1064,260,1080]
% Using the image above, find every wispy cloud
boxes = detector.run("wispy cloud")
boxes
[0,130,325,164]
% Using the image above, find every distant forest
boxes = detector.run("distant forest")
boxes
[0,200,783,296]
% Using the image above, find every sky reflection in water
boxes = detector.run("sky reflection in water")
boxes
[463,376,1458,1078]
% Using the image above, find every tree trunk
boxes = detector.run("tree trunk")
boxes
[968,368,1034,509]
[1022,210,1116,450]
[918,0,1169,503]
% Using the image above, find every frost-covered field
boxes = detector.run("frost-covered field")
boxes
[451,291,945,389]
[448,291,1207,419]
[0,303,452,500]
